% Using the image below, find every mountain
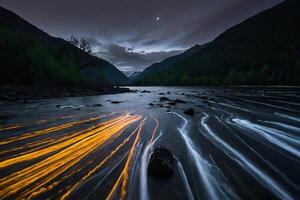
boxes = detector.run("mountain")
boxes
[136,44,204,80]
[128,72,142,80]
[0,6,129,88]
[135,0,300,85]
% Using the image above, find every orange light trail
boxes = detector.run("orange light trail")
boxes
[105,118,146,200]
[0,113,115,146]
[0,113,96,132]
[0,124,23,131]
[0,113,131,169]
[61,118,146,200]
[0,113,116,158]
[0,113,141,199]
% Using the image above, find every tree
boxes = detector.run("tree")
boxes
[68,35,79,47]
[67,35,91,53]
[79,38,91,53]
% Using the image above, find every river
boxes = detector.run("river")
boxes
[0,86,299,200]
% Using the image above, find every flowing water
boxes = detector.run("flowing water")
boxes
[0,86,299,200]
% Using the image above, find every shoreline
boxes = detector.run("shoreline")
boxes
[0,85,131,102]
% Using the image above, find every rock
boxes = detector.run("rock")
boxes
[111,101,122,104]
[149,103,154,106]
[167,91,170,94]
[168,102,176,106]
[184,108,195,116]
[148,147,174,178]
[93,104,102,107]
[159,97,169,101]
[174,99,186,103]
[141,90,151,93]
[158,92,166,95]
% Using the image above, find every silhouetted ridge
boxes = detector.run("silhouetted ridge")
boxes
[136,0,300,85]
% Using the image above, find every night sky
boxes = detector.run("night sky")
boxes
[0,0,282,75]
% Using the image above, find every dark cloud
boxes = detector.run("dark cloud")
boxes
[94,44,182,75]
[0,0,283,75]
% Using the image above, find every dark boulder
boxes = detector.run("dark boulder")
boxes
[111,101,123,104]
[174,99,186,103]
[141,90,151,93]
[93,104,102,107]
[148,147,174,178]
[159,97,169,101]
[184,108,195,116]
[168,102,176,106]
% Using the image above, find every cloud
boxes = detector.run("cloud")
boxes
[0,0,283,74]
[93,43,182,74]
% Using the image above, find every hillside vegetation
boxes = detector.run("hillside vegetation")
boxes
[0,7,128,88]
[135,0,300,85]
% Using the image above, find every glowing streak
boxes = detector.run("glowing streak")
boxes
[264,121,300,133]
[231,118,300,157]
[275,112,300,123]
[106,118,146,200]
[170,112,218,199]
[0,113,117,157]
[0,113,115,146]
[140,114,160,200]
[0,124,23,131]
[61,119,145,200]
[171,112,238,200]
[174,156,194,200]
[0,114,141,199]
[0,114,126,169]
[217,116,300,190]
[200,113,294,200]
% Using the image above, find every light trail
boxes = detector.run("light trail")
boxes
[0,113,125,168]
[140,114,161,200]
[0,124,23,131]
[0,113,96,132]
[263,121,300,133]
[275,112,300,123]
[0,112,115,146]
[0,113,117,158]
[105,118,147,200]
[61,118,146,200]
[200,113,294,200]
[174,156,194,200]
[171,112,239,200]
[231,118,300,157]
[0,113,141,199]
[217,117,300,191]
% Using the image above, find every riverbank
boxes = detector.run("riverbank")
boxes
[0,85,131,102]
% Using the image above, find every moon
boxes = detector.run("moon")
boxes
[156,17,160,21]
